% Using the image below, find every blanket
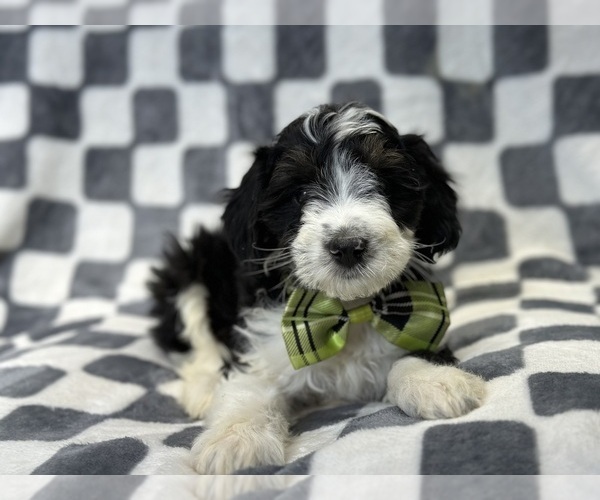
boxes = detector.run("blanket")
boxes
[1,21,600,480]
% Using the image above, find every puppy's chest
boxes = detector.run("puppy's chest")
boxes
[241,304,403,401]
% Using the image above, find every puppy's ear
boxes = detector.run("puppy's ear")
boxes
[222,147,275,262]
[402,134,461,260]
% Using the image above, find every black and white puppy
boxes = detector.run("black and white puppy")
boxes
[149,102,486,474]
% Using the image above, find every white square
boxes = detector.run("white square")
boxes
[129,2,178,25]
[29,28,82,87]
[506,207,574,261]
[326,0,382,24]
[75,202,133,261]
[443,144,505,209]
[82,87,132,146]
[223,0,275,24]
[274,80,329,132]
[438,26,492,82]
[382,76,443,142]
[0,84,28,140]
[180,203,224,239]
[117,259,155,304]
[495,74,552,147]
[327,26,383,80]
[226,141,255,189]
[129,28,177,85]
[549,0,600,25]
[29,3,83,24]
[0,190,28,251]
[28,138,83,203]
[133,145,182,207]
[554,135,600,205]
[179,83,227,145]
[10,251,75,307]
[551,26,600,74]
[438,0,492,24]
[223,26,275,83]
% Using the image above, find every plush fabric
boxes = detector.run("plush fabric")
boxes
[1,21,600,479]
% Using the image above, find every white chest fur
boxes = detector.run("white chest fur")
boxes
[237,303,406,406]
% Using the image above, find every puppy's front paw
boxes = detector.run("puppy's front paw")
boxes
[387,357,486,419]
[190,425,286,474]
[179,373,220,419]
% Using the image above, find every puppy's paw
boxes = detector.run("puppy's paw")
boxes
[387,357,486,419]
[179,373,220,419]
[190,424,286,475]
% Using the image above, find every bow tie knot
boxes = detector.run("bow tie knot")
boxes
[282,281,450,370]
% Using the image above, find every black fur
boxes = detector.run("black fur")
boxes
[148,228,245,355]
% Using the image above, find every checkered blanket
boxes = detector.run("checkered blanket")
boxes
[1,21,600,480]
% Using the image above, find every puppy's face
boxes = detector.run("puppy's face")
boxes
[224,103,460,301]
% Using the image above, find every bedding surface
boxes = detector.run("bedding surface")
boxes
[1,21,600,477]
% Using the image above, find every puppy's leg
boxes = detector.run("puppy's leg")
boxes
[386,355,486,419]
[178,284,227,419]
[190,373,288,474]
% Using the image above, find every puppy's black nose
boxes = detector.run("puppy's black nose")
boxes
[328,237,368,268]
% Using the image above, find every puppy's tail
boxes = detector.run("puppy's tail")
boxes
[147,228,243,359]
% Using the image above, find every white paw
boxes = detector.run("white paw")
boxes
[190,424,286,475]
[178,373,221,419]
[387,357,486,419]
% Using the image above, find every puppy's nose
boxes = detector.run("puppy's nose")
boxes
[328,237,368,268]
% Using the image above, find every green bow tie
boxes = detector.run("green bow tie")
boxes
[281,281,450,370]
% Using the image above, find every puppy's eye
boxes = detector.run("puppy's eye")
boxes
[295,190,309,204]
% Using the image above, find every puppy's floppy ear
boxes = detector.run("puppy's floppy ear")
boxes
[222,146,275,262]
[402,134,461,260]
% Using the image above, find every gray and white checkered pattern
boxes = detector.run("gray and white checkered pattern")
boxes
[1,19,600,479]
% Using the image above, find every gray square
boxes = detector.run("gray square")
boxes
[277,0,324,24]
[0,140,25,188]
[180,26,221,80]
[132,206,179,257]
[84,31,128,85]
[384,26,437,75]
[0,32,27,81]
[183,148,226,202]
[421,421,539,474]
[443,82,493,142]
[493,0,547,24]
[134,89,178,143]
[331,80,382,112]
[71,261,125,299]
[228,84,274,142]
[23,198,77,253]
[565,205,600,266]
[500,146,560,206]
[453,210,509,263]
[0,366,65,398]
[422,476,539,500]
[495,26,548,76]
[460,346,524,380]
[529,372,600,416]
[33,438,148,475]
[0,405,103,441]
[179,0,221,25]
[85,148,131,201]
[30,86,80,139]
[84,354,178,388]
[277,26,325,79]
[384,0,436,24]
[554,76,600,135]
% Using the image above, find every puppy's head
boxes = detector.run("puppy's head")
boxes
[223,103,460,301]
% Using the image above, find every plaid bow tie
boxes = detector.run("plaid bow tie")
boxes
[281,281,450,370]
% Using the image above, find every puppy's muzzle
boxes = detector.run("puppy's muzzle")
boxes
[327,236,368,268]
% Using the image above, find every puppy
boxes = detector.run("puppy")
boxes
[149,102,486,474]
